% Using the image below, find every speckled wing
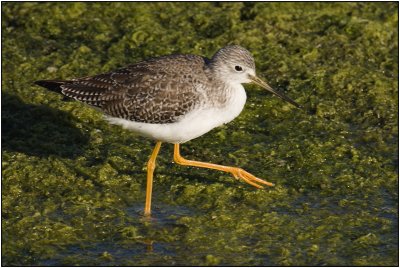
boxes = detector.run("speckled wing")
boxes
[43,55,210,124]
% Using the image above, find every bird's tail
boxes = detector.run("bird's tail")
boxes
[34,80,69,94]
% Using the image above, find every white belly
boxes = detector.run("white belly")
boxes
[106,85,247,143]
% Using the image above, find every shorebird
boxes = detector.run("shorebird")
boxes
[35,45,300,216]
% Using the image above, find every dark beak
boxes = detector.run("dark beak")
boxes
[249,75,301,108]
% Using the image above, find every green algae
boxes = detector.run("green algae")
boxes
[2,2,398,266]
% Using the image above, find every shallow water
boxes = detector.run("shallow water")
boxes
[2,2,398,266]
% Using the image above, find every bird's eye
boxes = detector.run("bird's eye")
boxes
[235,65,243,72]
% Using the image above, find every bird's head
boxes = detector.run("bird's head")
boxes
[210,45,301,108]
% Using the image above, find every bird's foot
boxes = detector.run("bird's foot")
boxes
[230,168,274,188]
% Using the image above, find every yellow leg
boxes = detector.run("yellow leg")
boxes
[173,144,274,188]
[144,141,162,216]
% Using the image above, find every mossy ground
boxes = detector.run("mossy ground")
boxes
[2,2,398,266]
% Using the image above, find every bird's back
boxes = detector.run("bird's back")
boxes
[35,54,213,124]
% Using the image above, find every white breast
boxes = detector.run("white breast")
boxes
[106,84,247,144]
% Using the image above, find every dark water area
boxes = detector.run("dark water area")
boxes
[2,2,398,266]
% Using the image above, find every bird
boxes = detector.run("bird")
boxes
[35,45,300,216]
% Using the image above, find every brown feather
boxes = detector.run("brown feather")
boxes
[35,54,214,124]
